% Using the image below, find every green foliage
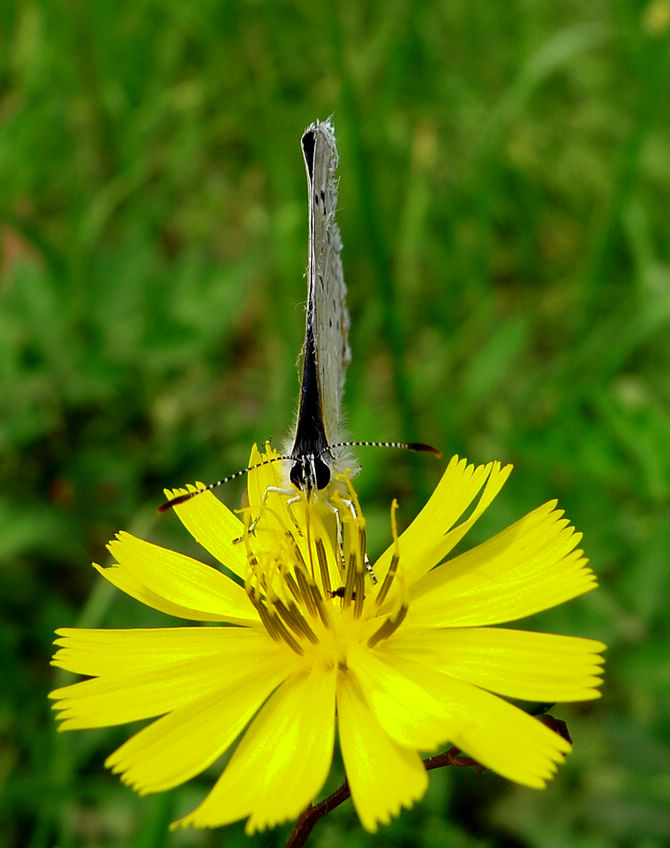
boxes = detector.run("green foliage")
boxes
[1,1,669,845]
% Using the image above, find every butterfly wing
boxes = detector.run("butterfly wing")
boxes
[289,119,355,490]
[302,118,350,447]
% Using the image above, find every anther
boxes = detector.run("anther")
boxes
[315,538,333,598]
[375,553,399,607]
[273,598,318,644]
[367,604,408,648]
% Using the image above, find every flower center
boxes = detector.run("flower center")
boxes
[242,489,364,653]
[242,484,408,656]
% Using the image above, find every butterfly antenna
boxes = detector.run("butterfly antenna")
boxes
[158,442,441,513]
[323,440,442,457]
[157,454,293,513]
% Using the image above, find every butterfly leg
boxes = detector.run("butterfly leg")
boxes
[327,496,377,584]
[233,485,299,543]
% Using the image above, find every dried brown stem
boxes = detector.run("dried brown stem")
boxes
[285,781,352,848]
[284,746,480,848]
[284,710,572,848]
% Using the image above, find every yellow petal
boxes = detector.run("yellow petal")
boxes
[50,634,290,729]
[374,456,512,587]
[165,483,247,578]
[336,671,428,832]
[172,666,336,832]
[93,563,232,622]
[424,675,572,788]
[246,444,285,516]
[385,626,605,702]
[347,645,458,750]
[51,626,268,677]
[406,502,597,626]
[104,532,254,623]
[105,658,293,793]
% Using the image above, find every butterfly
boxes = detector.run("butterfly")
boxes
[286,118,354,493]
[158,120,438,514]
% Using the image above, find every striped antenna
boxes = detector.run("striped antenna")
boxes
[325,440,441,456]
[157,440,441,513]
[157,453,294,513]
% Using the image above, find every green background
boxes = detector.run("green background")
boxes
[2,1,669,846]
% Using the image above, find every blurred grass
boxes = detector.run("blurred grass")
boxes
[1,1,670,846]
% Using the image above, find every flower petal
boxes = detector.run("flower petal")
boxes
[406,502,597,626]
[247,444,285,517]
[347,645,458,750]
[386,626,605,702]
[337,671,428,832]
[425,675,572,788]
[50,630,290,729]
[103,532,254,623]
[172,666,336,832]
[165,484,247,578]
[105,658,293,793]
[51,626,266,677]
[374,456,512,587]
[93,563,230,622]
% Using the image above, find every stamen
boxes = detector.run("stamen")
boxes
[246,568,307,654]
[337,473,365,522]
[358,526,366,569]
[353,570,366,619]
[375,554,398,607]
[349,527,367,617]
[293,566,323,619]
[273,598,319,644]
[240,469,384,651]
[283,531,320,615]
[334,478,377,584]
[269,616,304,654]
[367,604,408,648]
[282,570,303,606]
[312,589,331,629]
[365,498,410,646]
[314,538,333,599]
[246,590,282,642]
[291,533,310,574]
[256,594,304,654]
[376,499,401,606]
[342,551,358,606]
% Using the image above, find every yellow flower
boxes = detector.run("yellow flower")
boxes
[49,446,605,833]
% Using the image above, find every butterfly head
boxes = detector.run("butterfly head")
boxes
[289,451,332,492]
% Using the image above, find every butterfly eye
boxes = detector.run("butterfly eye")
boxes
[289,463,306,489]
[289,456,332,492]
[313,457,331,490]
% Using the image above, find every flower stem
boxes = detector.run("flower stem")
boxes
[285,747,484,847]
